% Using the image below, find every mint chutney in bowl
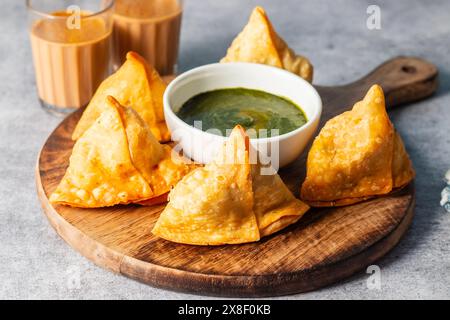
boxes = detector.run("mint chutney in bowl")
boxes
[164,62,322,168]
[176,88,308,138]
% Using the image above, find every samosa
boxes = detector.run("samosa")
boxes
[221,6,313,82]
[50,96,195,208]
[152,125,309,245]
[72,51,170,142]
[300,85,415,207]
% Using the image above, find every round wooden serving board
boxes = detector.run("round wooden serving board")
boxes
[36,57,438,297]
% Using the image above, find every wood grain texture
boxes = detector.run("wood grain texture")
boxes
[36,56,437,297]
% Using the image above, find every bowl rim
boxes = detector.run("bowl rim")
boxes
[163,62,322,143]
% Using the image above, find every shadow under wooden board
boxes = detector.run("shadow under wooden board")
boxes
[36,56,438,297]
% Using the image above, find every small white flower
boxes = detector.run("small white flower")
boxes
[445,169,450,184]
[440,170,450,213]
[440,187,450,207]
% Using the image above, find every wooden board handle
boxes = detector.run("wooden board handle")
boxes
[355,56,438,108]
[316,56,438,118]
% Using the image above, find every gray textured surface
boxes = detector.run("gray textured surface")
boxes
[0,0,449,299]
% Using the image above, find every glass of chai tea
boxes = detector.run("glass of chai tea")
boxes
[112,0,183,75]
[27,0,114,113]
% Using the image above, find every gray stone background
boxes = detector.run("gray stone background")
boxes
[0,0,449,299]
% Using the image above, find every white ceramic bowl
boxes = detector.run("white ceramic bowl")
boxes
[163,62,322,168]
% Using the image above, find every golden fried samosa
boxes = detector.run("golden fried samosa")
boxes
[72,51,170,142]
[392,131,415,190]
[300,85,415,207]
[50,96,194,208]
[152,125,309,245]
[221,6,313,82]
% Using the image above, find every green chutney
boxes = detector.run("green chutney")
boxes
[177,88,307,137]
